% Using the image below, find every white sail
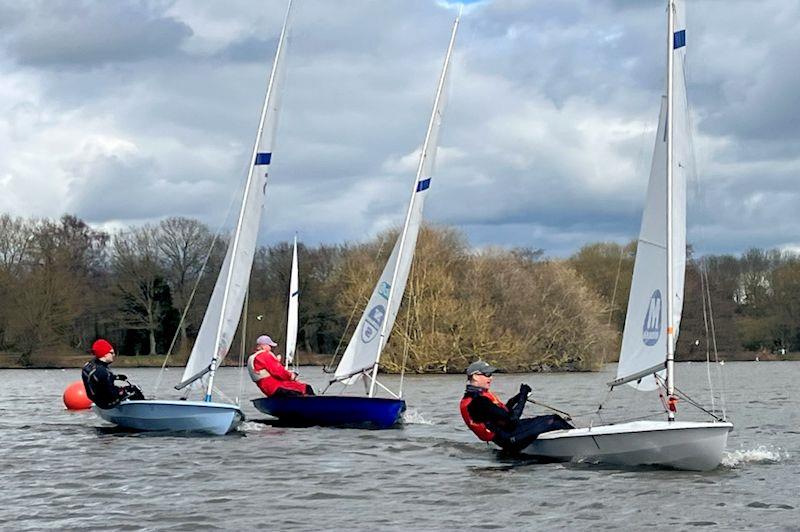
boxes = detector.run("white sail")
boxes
[179,1,292,392]
[616,0,689,391]
[334,15,459,384]
[284,235,299,368]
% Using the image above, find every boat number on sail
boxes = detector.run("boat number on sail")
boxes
[362,304,386,343]
[642,289,662,346]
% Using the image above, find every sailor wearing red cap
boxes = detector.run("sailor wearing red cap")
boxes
[247,335,314,397]
[81,339,144,409]
[460,360,573,452]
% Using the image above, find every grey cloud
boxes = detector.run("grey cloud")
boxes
[1,0,798,259]
[3,0,192,68]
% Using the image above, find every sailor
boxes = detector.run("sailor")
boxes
[459,360,573,452]
[81,339,144,409]
[247,335,314,397]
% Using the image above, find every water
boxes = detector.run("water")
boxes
[0,362,797,531]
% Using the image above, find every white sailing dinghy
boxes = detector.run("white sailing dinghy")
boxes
[95,1,294,436]
[284,235,299,370]
[524,0,732,470]
[253,13,461,429]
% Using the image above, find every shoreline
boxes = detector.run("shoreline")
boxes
[2,351,798,370]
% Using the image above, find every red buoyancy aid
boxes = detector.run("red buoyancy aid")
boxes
[460,389,508,442]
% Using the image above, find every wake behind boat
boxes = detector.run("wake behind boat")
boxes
[252,13,461,429]
[520,0,732,470]
[94,0,294,435]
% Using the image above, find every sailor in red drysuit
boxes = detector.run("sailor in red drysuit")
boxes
[247,335,314,397]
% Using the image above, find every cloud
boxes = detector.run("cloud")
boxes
[0,0,798,258]
[1,1,192,68]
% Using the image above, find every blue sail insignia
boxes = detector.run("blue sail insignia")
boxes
[416,178,431,192]
[673,29,686,49]
[642,289,662,346]
[254,152,272,165]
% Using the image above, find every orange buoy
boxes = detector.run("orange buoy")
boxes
[63,381,93,410]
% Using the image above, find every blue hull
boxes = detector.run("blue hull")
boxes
[94,400,245,435]
[252,395,406,429]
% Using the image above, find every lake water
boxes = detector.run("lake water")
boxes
[0,362,796,531]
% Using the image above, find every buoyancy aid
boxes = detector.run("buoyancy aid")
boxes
[460,389,508,442]
[247,353,261,382]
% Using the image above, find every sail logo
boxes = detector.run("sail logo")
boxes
[642,289,662,346]
[378,281,391,300]
[362,304,386,343]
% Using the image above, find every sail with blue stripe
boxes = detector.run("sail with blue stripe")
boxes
[334,15,460,393]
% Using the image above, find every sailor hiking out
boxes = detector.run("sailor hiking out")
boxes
[460,361,572,452]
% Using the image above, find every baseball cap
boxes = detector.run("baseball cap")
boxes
[256,335,278,347]
[466,360,497,376]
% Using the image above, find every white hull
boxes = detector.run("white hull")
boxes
[94,400,244,436]
[523,420,733,471]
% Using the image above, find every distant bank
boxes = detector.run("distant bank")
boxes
[1,350,798,370]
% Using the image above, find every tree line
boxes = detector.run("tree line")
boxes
[0,213,796,370]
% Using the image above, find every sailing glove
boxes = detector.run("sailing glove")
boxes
[519,383,532,396]
[116,374,128,381]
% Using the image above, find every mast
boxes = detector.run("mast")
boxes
[665,0,675,420]
[367,13,460,398]
[204,0,293,402]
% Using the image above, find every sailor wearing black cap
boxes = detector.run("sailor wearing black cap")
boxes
[459,360,573,452]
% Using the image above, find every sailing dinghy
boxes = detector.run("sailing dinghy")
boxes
[253,13,461,429]
[524,0,732,470]
[95,1,294,436]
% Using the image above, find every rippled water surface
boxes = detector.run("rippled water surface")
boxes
[1,362,797,531]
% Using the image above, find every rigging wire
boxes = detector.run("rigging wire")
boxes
[152,153,250,398]
[323,233,389,373]
[153,217,231,398]
[703,261,728,420]
[655,373,725,422]
[397,261,415,398]
[698,256,717,415]
[236,289,249,406]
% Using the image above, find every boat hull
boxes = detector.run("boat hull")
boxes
[94,400,245,436]
[523,420,733,471]
[252,395,406,429]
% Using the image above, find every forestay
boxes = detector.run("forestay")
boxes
[616,0,690,391]
[178,2,292,392]
[334,16,460,384]
[285,235,299,368]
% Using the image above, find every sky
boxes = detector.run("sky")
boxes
[0,0,798,257]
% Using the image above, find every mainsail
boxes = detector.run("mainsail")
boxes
[178,1,293,394]
[284,235,299,368]
[616,0,690,391]
[333,15,460,388]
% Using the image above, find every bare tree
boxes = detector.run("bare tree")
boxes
[157,217,213,352]
[112,225,165,355]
